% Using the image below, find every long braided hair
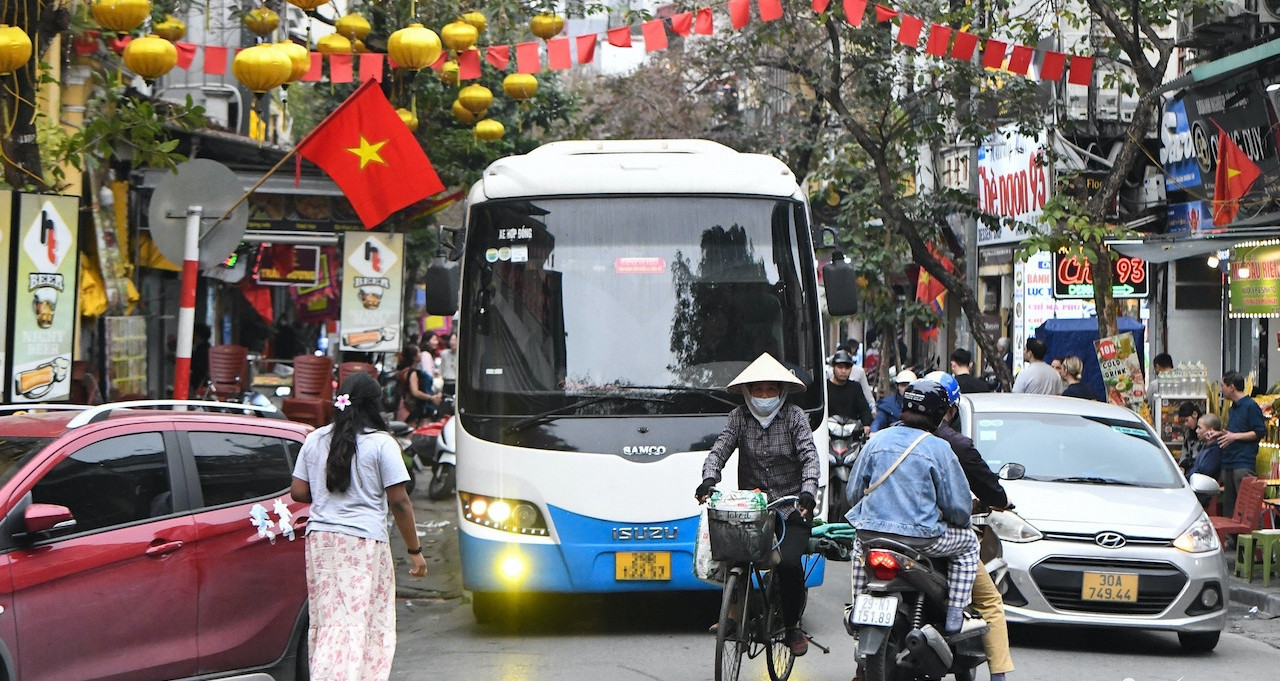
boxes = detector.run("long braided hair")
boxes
[326,371,389,493]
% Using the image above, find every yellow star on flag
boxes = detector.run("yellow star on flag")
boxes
[1227,168,1242,180]
[346,135,388,170]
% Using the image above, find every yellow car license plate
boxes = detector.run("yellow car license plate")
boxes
[1081,571,1138,602]
[615,552,671,580]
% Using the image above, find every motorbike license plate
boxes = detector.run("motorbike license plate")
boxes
[850,594,897,627]
[1081,571,1138,602]
[615,552,671,580]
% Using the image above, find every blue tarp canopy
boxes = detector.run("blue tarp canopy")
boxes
[1034,317,1146,400]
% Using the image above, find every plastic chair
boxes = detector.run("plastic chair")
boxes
[1241,530,1280,586]
[207,344,250,399]
[281,355,334,427]
[337,361,378,387]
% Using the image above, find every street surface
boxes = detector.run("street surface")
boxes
[388,494,1280,681]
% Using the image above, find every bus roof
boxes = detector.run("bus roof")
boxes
[470,139,804,201]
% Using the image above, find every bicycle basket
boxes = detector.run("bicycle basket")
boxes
[707,507,778,565]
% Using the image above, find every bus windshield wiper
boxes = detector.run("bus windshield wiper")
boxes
[624,385,740,408]
[505,394,669,433]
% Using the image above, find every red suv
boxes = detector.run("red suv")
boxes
[0,402,313,681]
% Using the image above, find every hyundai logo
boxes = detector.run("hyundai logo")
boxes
[1094,531,1127,549]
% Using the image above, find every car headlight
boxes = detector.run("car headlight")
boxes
[981,509,1043,543]
[1173,514,1220,554]
[460,492,549,536]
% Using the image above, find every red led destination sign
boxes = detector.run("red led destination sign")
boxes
[1052,254,1149,299]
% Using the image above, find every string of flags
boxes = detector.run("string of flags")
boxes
[113,0,1095,87]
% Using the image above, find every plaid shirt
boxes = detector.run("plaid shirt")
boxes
[702,403,820,516]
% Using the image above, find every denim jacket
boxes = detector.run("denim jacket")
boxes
[843,425,973,538]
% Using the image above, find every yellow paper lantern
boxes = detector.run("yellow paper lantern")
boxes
[440,61,459,86]
[233,43,293,93]
[243,8,280,38]
[0,25,33,75]
[398,108,419,133]
[457,84,492,114]
[441,20,478,53]
[353,39,369,53]
[335,14,371,41]
[122,34,177,81]
[276,40,310,84]
[317,33,351,55]
[153,15,186,42]
[461,11,487,33]
[502,73,538,101]
[452,100,479,124]
[387,23,442,71]
[286,0,328,12]
[90,0,152,33]
[474,118,505,141]
[529,14,564,40]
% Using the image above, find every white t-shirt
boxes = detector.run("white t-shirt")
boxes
[292,424,409,543]
[1012,360,1063,395]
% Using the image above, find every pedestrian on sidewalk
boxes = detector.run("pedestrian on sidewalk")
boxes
[1215,371,1265,518]
[291,371,428,681]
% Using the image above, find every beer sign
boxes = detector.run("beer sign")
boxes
[10,194,78,402]
[339,233,404,353]
[1052,254,1149,299]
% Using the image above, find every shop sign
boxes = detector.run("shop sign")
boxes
[1012,251,1089,369]
[1094,332,1147,409]
[247,193,364,232]
[9,194,77,403]
[1165,200,1212,236]
[1229,242,1280,318]
[254,245,320,286]
[976,127,1050,246]
[339,233,404,353]
[293,247,341,324]
[1052,254,1149,299]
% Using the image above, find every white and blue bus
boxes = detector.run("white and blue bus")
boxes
[426,140,842,621]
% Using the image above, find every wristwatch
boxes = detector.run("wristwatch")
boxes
[407,546,422,555]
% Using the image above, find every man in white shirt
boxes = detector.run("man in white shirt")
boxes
[1012,338,1063,395]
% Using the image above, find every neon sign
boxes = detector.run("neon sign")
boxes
[1052,254,1149,299]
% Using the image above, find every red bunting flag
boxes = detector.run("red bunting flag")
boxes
[329,54,353,83]
[923,24,951,57]
[458,49,481,79]
[729,0,751,29]
[548,37,572,69]
[607,26,632,47]
[1006,44,1033,75]
[844,0,867,25]
[760,0,784,22]
[671,12,694,35]
[359,53,383,82]
[1039,51,1066,81]
[516,41,540,73]
[1212,121,1263,226]
[175,42,197,69]
[813,0,831,12]
[296,80,444,229]
[1067,55,1094,85]
[302,53,322,81]
[896,15,924,47]
[576,34,597,64]
[874,5,898,21]
[981,40,1006,69]
[695,8,715,34]
[203,46,228,75]
[951,31,979,61]
[486,45,510,70]
[642,20,668,52]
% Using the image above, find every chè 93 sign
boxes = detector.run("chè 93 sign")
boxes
[1052,254,1149,299]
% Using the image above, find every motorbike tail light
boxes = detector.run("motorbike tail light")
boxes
[866,550,901,580]
[832,442,849,455]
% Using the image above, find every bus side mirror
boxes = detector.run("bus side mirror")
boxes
[424,254,460,316]
[823,252,859,316]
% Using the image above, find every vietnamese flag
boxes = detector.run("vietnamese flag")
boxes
[1212,122,1262,226]
[296,80,444,229]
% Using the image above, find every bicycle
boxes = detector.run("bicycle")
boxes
[708,494,810,681]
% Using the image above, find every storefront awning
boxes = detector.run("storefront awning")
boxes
[1107,236,1257,263]
[1160,36,1280,92]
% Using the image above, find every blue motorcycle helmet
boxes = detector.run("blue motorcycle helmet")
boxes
[923,370,961,406]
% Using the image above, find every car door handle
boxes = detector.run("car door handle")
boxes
[145,540,184,556]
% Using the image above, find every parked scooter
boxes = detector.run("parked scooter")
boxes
[389,420,422,495]
[826,415,864,520]
[410,395,456,501]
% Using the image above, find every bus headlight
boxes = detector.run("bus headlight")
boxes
[461,492,549,536]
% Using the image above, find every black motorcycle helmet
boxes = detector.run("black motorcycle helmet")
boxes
[901,379,949,421]
[832,350,854,366]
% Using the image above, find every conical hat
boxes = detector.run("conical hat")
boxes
[725,353,807,395]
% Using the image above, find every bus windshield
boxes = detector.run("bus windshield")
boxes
[459,195,822,418]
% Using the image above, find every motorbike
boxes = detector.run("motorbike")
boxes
[389,419,423,495]
[826,415,864,520]
[410,395,456,501]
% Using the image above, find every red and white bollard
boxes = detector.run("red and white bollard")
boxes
[172,206,201,401]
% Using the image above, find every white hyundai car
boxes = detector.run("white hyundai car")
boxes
[957,393,1227,652]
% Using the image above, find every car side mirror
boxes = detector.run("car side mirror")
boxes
[21,503,76,536]
[998,463,1025,481]
[1189,473,1220,495]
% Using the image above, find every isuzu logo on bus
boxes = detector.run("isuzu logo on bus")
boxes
[612,526,678,540]
[622,445,667,456]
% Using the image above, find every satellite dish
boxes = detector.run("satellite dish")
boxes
[147,159,250,269]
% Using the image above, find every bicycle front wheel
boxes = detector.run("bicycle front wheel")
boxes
[764,573,795,681]
[716,571,748,681]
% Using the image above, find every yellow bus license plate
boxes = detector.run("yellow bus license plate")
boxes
[616,552,671,580]
[1081,571,1138,602]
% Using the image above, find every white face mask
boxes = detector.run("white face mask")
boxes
[750,395,781,414]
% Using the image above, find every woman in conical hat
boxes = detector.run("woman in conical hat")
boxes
[695,352,819,657]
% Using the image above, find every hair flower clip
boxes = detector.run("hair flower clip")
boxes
[334,393,351,411]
